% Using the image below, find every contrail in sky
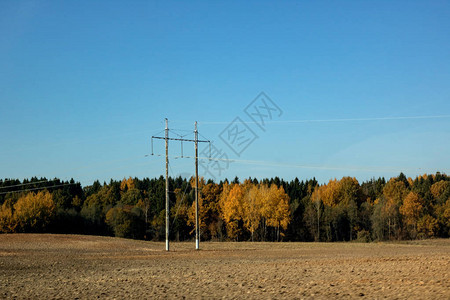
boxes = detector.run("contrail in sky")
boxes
[198,114,450,125]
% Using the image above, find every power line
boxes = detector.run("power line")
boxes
[0,182,78,195]
[0,179,65,190]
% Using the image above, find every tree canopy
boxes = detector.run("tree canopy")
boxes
[1,172,449,241]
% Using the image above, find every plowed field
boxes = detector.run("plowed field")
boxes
[0,234,449,299]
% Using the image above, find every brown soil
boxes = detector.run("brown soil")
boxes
[0,234,449,299]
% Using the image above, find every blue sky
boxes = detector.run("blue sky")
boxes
[1,1,449,186]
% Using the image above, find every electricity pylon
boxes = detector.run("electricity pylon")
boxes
[151,118,209,251]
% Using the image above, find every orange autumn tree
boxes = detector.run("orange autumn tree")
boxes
[318,179,340,207]
[241,181,263,241]
[265,184,291,241]
[187,176,205,234]
[435,198,450,236]
[0,201,16,233]
[337,177,361,241]
[220,182,245,240]
[399,191,423,237]
[200,182,223,239]
[120,177,135,191]
[382,178,408,239]
[220,181,291,241]
[187,178,223,240]
[430,180,450,204]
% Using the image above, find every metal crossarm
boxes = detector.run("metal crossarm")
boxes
[152,136,209,143]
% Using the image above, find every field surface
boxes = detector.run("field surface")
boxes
[0,234,449,299]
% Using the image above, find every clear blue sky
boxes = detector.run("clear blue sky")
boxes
[1,1,449,186]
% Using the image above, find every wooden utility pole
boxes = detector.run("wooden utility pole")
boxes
[195,121,199,250]
[165,118,169,251]
[151,119,209,251]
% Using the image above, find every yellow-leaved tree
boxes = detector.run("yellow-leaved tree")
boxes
[430,180,450,204]
[435,198,450,236]
[0,201,16,233]
[382,179,408,239]
[187,177,223,240]
[187,177,206,233]
[120,177,135,191]
[320,179,340,207]
[399,191,423,237]
[14,191,55,232]
[199,182,223,240]
[264,184,291,241]
[242,183,263,241]
[220,183,245,240]
[417,214,439,238]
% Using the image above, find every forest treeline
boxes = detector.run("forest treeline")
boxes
[0,172,449,242]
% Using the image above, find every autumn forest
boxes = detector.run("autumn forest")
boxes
[0,172,449,242]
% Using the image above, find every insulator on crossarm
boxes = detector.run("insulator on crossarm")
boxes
[181,141,184,158]
[151,138,154,155]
